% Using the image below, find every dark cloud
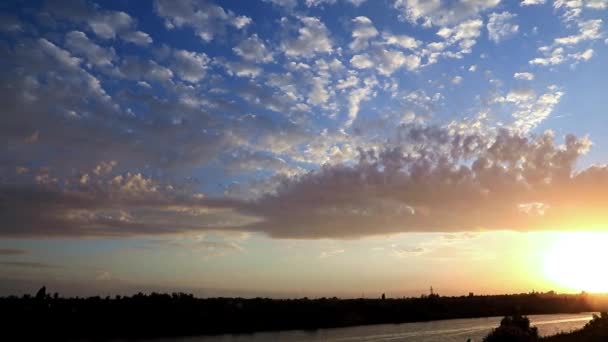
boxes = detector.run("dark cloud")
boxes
[2,125,607,239]
[0,249,27,256]
[0,261,59,269]
[233,127,600,238]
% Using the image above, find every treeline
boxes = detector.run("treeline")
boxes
[0,288,602,340]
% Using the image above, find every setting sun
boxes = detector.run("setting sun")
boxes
[543,232,608,293]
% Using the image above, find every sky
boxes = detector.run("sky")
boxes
[0,0,607,298]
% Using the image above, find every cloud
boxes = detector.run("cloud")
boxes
[217,60,263,78]
[0,169,257,238]
[121,30,153,46]
[521,0,545,4]
[514,72,535,80]
[394,0,500,27]
[350,16,379,51]
[120,56,174,82]
[47,0,152,44]
[264,0,299,10]
[233,34,274,63]
[65,31,116,67]
[306,0,368,6]
[172,49,210,83]
[554,19,602,45]
[487,12,519,43]
[154,0,251,42]
[381,32,420,50]
[0,249,27,256]
[351,48,421,76]
[228,127,601,239]
[319,249,345,258]
[281,16,333,58]
[0,261,59,269]
[494,86,564,131]
[345,76,377,127]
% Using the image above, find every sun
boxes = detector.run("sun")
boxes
[543,232,608,293]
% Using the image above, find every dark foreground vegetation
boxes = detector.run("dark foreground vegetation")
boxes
[1,287,607,340]
[483,312,608,342]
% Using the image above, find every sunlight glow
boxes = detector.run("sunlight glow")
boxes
[543,232,608,293]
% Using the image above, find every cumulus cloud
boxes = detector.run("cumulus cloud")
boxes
[229,127,601,239]
[554,19,602,45]
[0,261,60,269]
[65,31,116,67]
[514,72,535,80]
[281,16,333,58]
[350,16,379,51]
[154,0,251,42]
[495,86,564,131]
[381,32,420,50]
[172,49,210,83]
[47,0,152,45]
[120,56,174,83]
[0,169,256,238]
[233,34,274,63]
[0,249,27,256]
[394,0,500,27]
[306,0,368,6]
[351,48,421,75]
[487,12,519,43]
[521,0,545,5]
[263,0,298,10]
[121,30,153,46]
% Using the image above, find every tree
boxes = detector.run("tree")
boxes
[483,314,539,342]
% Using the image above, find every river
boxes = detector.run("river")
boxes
[144,312,594,342]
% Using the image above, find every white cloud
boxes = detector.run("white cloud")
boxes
[120,57,174,83]
[554,19,603,45]
[319,249,345,258]
[452,75,463,84]
[307,0,367,7]
[308,76,330,105]
[514,72,535,80]
[495,86,564,131]
[350,16,379,51]
[336,75,359,90]
[263,0,298,9]
[88,11,133,39]
[394,0,500,27]
[281,16,333,58]
[437,19,484,42]
[487,12,519,43]
[154,0,251,42]
[382,32,420,50]
[529,46,565,66]
[65,31,115,67]
[121,30,153,46]
[351,54,374,69]
[521,0,545,5]
[172,49,210,83]
[570,48,594,61]
[233,34,274,63]
[351,48,421,76]
[39,38,82,69]
[346,76,377,127]
[220,61,262,78]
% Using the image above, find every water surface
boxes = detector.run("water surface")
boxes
[149,312,594,342]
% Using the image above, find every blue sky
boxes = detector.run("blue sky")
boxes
[0,0,607,297]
